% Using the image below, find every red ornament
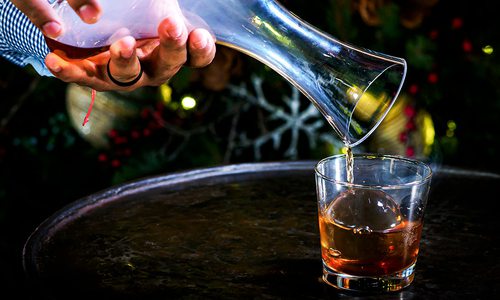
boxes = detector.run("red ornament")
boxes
[98,153,108,162]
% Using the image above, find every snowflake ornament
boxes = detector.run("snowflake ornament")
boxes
[228,75,344,160]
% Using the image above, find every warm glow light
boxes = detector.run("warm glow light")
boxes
[421,112,435,156]
[482,45,494,55]
[347,86,362,101]
[447,120,457,131]
[446,120,456,138]
[424,116,435,146]
[160,84,172,104]
[181,96,197,110]
[350,87,388,129]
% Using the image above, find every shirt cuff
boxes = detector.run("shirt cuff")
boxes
[0,0,53,76]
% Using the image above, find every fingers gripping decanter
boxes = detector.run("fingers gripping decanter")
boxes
[49,0,407,146]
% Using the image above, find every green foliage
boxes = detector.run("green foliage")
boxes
[111,149,172,184]
[406,35,436,71]
[378,4,401,39]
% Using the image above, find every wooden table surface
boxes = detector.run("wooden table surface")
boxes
[22,161,500,299]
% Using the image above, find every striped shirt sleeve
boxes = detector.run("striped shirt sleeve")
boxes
[0,0,52,76]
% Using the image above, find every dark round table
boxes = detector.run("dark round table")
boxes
[22,161,500,299]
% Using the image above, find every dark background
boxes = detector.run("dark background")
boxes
[1,0,499,298]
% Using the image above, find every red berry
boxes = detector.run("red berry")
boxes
[141,108,151,119]
[409,84,419,95]
[462,39,473,53]
[131,130,141,139]
[406,121,416,130]
[404,106,416,118]
[108,129,118,138]
[111,159,121,168]
[123,148,132,157]
[406,147,415,157]
[428,73,439,84]
[399,132,408,143]
[429,30,439,40]
[114,137,128,145]
[451,17,463,29]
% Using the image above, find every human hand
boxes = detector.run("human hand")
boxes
[11,0,102,38]
[12,0,216,91]
[44,15,216,91]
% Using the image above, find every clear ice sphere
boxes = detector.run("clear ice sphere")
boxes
[399,195,424,221]
[330,189,402,232]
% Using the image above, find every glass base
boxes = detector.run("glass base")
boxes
[322,262,416,292]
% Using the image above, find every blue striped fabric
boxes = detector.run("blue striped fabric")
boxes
[0,0,52,76]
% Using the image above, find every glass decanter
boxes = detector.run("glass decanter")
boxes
[49,0,407,146]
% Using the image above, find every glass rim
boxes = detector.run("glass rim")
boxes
[348,60,407,147]
[315,153,433,189]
